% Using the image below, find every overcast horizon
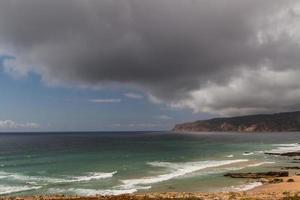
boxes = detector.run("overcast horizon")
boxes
[0,0,300,131]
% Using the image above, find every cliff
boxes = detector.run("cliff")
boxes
[173,111,300,132]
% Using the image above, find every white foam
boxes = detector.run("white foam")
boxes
[9,174,63,183]
[0,185,41,195]
[0,171,117,184]
[273,143,299,147]
[243,152,254,156]
[247,162,275,167]
[66,171,117,182]
[121,159,248,189]
[267,143,300,154]
[0,171,15,180]
[255,151,264,154]
[226,155,234,158]
[48,188,138,196]
[226,182,262,192]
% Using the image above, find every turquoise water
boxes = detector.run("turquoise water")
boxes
[0,131,300,196]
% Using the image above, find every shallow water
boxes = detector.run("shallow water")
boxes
[0,131,299,196]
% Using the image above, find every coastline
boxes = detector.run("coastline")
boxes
[1,191,299,200]
[251,175,300,193]
[2,173,300,200]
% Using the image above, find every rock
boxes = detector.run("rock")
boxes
[287,178,295,182]
[282,166,300,169]
[266,152,300,157]
[258,178,269,183]
[269,178,283,184]
[224,171,289,178]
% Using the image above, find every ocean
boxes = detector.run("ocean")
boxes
[0,131,300,196]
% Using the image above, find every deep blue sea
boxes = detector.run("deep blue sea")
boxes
[0,131,300,196]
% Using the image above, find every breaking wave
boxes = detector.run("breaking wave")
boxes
[120,159,248,190]
[266,143,300,154]
[0,185,41,195]
[48,188,139,196]
[247,162,275,167]
[242,152,254,156]
[0,171,117,184]
[225,182,262,192]
[64,171,117,183]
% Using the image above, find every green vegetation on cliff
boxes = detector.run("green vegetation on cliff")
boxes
[173,111,300,132]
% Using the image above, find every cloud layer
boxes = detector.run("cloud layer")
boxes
[89,99,121,103]
[0,120,39,129]
[0,0,300,115]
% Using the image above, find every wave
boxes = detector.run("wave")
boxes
[214,161,274,173]
[242,152,254,156]
[0,185,41,195]
[255,151,264,154]
[225,182,262,192]
[247,162,275,167]
[120,159,248,189]
[266,143,300,154]
[48,188,139,196]
[0,171,117,184]
[226,155,234,158]
[65,171,117,183]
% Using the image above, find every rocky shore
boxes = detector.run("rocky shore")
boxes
[2,191,300,200]
[224,171,289,178]
[265,152,300,157]
[2,172,300,200]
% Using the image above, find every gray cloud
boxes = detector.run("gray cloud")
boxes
[0,0,300,115]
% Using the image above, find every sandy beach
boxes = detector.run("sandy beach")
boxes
[252,175,300,193]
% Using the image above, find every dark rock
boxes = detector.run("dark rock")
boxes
[258,178,269,183]
[269,178,283,184]
[266,152,300,157]
[287,178,295,182]
[224,171,289,178]
[282,167,300,170]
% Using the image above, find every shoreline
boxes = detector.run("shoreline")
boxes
[2,175,300,200]
[251,175,300,193]
[1,191,299,200]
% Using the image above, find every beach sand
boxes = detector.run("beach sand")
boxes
[251,175,300,193]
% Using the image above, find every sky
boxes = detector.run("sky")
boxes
[0,0,300,131]
[0,56,211,131]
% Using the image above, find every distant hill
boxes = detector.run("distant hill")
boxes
[173,111,300,132]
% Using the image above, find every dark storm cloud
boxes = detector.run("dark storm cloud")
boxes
[0,0,300,115]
